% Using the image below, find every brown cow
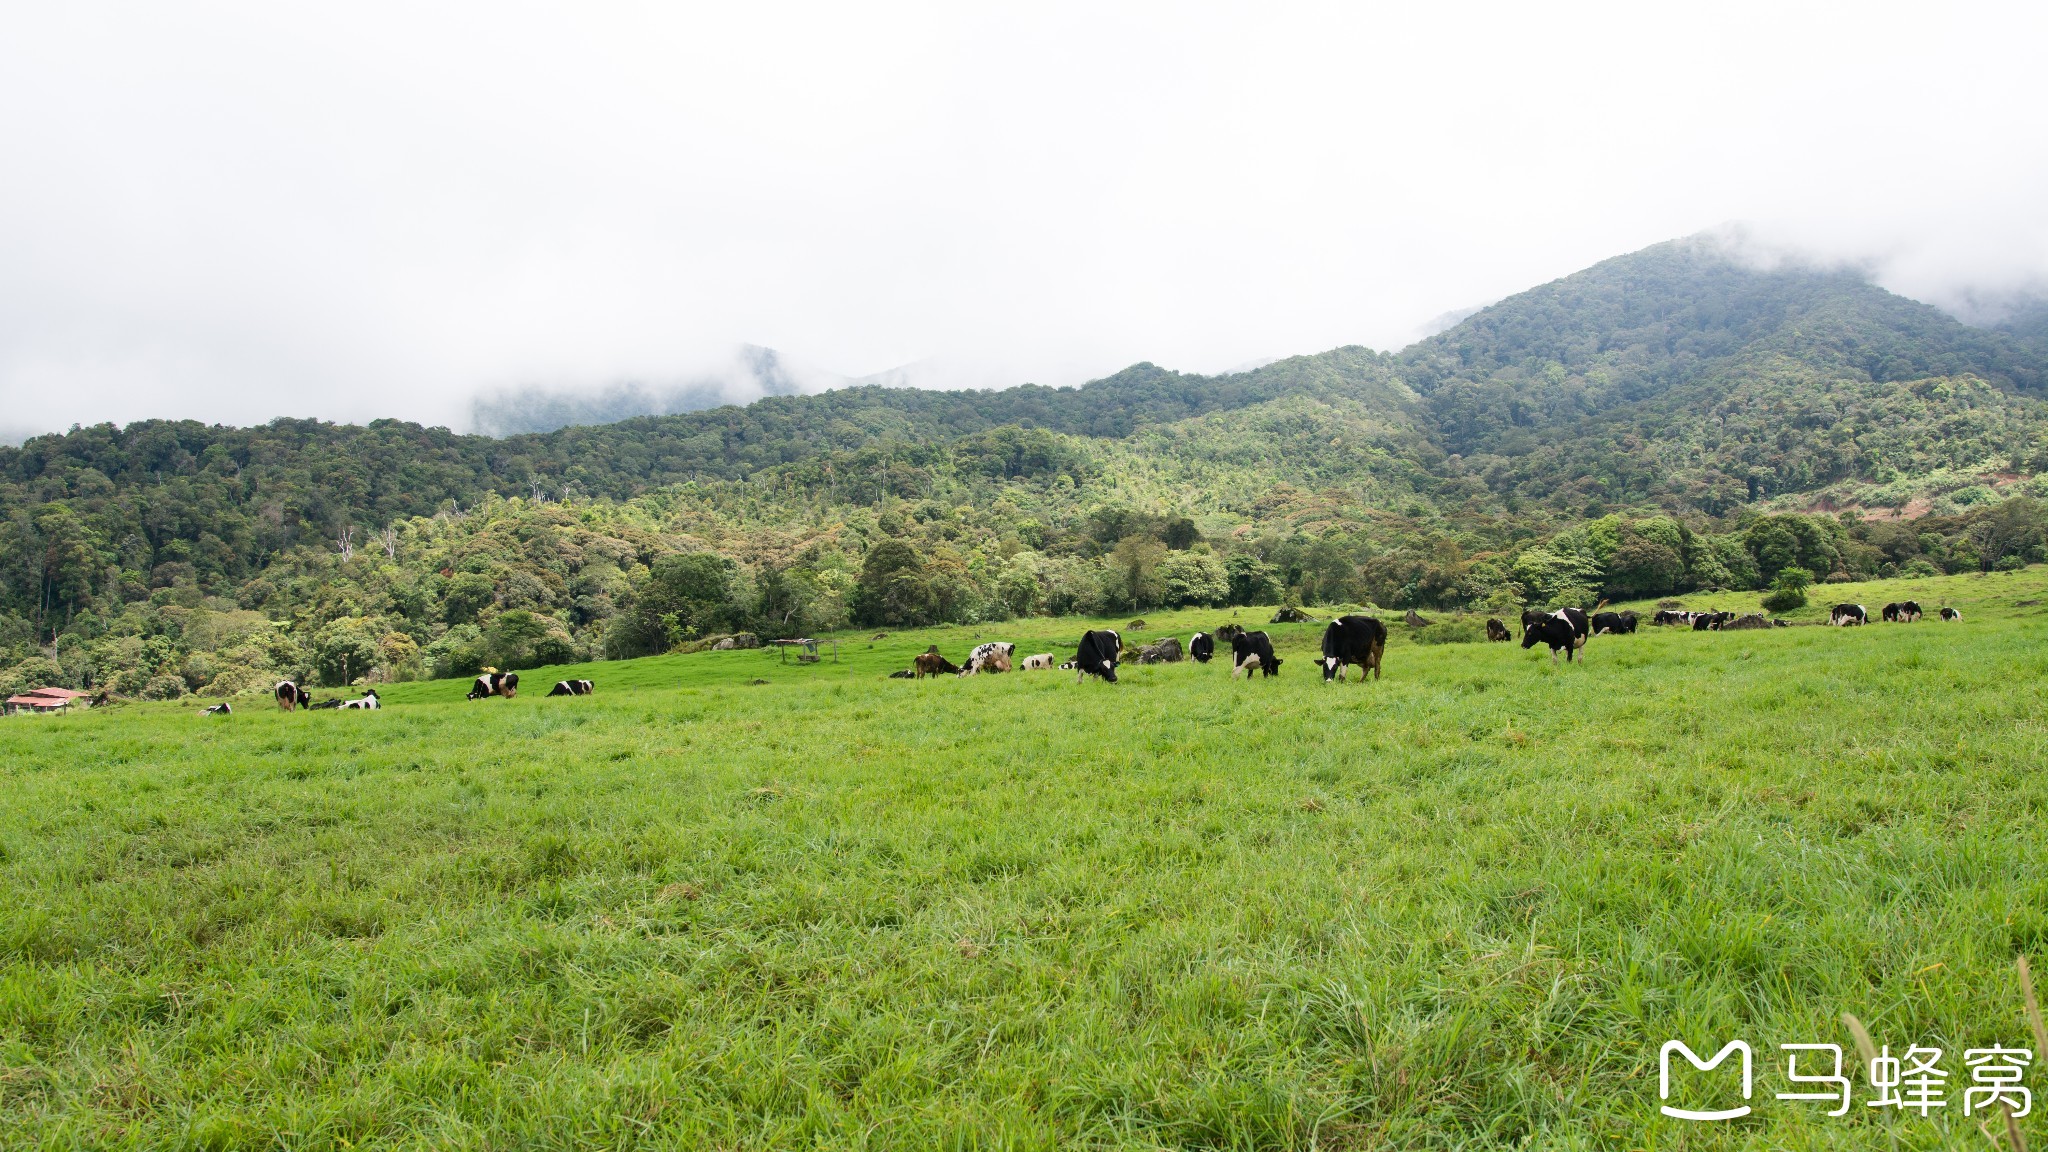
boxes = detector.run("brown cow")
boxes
[914,652,960,678]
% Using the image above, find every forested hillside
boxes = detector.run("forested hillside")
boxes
[7,236,2048,698]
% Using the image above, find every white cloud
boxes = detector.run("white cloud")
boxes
[1,1,2044,437]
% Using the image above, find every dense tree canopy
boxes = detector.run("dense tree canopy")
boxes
[5,238,2048,695]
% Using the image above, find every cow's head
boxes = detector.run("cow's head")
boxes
[1322,656,1342,681]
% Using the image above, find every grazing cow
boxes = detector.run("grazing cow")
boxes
[913,652,960,679]
[1230,630,1281,679]
[1523,607,1590,648]
[1690,611,1736,631]
[339,689,380,710]
[274,680,311,711]
[1830,603,1868,626]
[961,650,1013,675]
[1521,613,1586,665]
[1899,600,1922,622]
[1320,615,1387,682]
[1189,632,1215,663]
[546,679,595,696]
[468,671,520,699]
[202,702,231,716]
[962,642,1017,675]
[1485,618,1511,642]
[1591,610,1638,635]
[1021,653,1055,670]
[1940,606,1961,621]
[1072,629,1122,683]
[1881,602,1905,622]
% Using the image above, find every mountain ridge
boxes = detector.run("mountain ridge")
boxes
[8,234,2048,695]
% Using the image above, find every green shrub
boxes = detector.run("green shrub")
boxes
[1761,587,1806,613]
[1410,617,1489,645]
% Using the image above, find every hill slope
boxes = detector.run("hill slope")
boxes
[6,236,2048,696]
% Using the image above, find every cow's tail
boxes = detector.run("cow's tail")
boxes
[1368,632,1385,680]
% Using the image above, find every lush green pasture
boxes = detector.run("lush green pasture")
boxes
[6,571,2048,1148]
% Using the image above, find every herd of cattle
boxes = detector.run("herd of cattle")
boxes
[899,596,1969,684]
[198,596,1965,716]
[891,615,1393,684]
[200,671,601,715]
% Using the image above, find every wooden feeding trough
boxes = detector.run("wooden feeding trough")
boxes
[770,638,839,664]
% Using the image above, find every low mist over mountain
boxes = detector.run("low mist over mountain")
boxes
[467,346,847,436]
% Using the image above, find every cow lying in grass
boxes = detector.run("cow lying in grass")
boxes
[547,679,594,696]
[469,672,519,699]
[311,689,380,710]
[1591,610,1637,635]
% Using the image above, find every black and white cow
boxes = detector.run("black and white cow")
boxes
[1691,611,1736,631]
[1940,606,1961,621]
[1320,615,1386,682]
[1652,609,1688,627]
[1231,630,1281,679]
[547,679,594,696]
[1189,632,1215,663]
[1522,610,1588,664]
[275,680,312,711]
[1072,629,1122,684]
[1830,603,1868,626]
[1591,610,1638,635]
[1898,600,1922,622]
[339,689,380,710]
[1485,618,1512,642]
[202,702,231,716]
[962,642,1016,675]
[469,671,520,700]
[1881,602,1903,622]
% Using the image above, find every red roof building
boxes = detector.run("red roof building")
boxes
[3,687,92,715]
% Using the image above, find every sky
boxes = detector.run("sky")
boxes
[2,1,2045,440]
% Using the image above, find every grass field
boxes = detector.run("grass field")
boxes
[5,569,2048,1148]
